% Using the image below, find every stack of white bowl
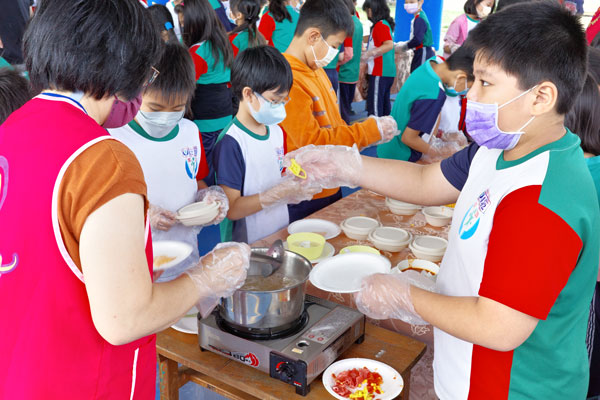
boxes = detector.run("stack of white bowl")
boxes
[176,201,220,226]
[409,235,448,262]
[386,198,422,216]
[422,206,454,227]
[340,216,380,240]
[368,226,412,252]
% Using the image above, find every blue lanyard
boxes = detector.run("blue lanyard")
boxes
[41,92,88,114]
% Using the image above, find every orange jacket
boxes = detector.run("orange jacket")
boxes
[282,54,380,199]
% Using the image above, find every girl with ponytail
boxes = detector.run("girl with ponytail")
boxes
[229,0,266,57]
[258,0,300,52]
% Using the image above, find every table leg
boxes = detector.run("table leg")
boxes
[399,371,411,400]
[158,354,180,400]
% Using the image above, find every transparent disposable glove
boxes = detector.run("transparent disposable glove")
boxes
[361,47,383,62]
[195,185,229,225]
[421,135,464,163]
[258,175,322,209]
[283,144,363,189]
[184,242,251,318]
[354,270,436,325]
[394,41,408,53]
[149,204,177,231]
[371,115,399,143]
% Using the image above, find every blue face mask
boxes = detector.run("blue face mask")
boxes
[443,76,468,97]
[247,92,288,125]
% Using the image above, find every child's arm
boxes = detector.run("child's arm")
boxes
[443,17,462,55]
[406,17,427,50]
[258,13,275,47]
[197,180,208,190]
[221,185,263,221]
[189,45,208,81]
[400,126,432,155]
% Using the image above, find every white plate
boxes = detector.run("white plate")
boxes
[284,241,335,263]
[323,358,404,400]
[287,219,341,240]
[309,253,391,293]
[171,306,198,334]
[153,240,193,271]
[177,201,219,217]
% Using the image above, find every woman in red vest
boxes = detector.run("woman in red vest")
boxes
[0,1,249,398]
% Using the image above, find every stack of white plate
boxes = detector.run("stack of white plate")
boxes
[422,206,454,227]
[409,235,448,262]
[385,198,422,216]
[340,216,380,240]
[368,226,412,252]
[176,201,220,226]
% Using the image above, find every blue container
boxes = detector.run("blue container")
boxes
[394,0,443,50]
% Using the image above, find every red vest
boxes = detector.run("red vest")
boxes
[0,95,156,399]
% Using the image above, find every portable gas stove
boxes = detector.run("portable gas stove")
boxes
[198,295,365,396]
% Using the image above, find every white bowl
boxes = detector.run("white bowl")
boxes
[386,198,422,216]
[368,228,411,252]
[409,242,444,262]
[153,240,193,270]
[340,216,380,240]
[176,201,220,226]
[422,206,454,227]
[394,259,440,277]
[411,235,448,255]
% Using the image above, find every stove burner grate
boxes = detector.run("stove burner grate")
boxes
[215,310,310,341]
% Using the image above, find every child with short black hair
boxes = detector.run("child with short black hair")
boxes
[0,68,31,124]
[110,42,227,281]
[378,44,474,162]
[338,0,363,124]
[228,0,265,57]
[148,4,178,42]
[288,3,598,398]
[281,0,398,221]
[361,0,395,117]
[214,45,319,243]
[396,0,435,72]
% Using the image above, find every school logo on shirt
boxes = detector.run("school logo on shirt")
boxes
[458,189,491,240]
[276,146,285,173]
[181,146,199,179]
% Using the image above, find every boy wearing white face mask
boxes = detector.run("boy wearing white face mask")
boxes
[213,46,321,243]
[110,42,229,281]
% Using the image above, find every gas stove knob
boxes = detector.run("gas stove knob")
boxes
[278,363,296,381]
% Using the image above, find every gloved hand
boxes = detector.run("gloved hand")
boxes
[361,47,383,62]
[371,115,399,143]
[394,41,408,53]
[421,135,464,163]
[196,185,229,225]
[354,270,436,325]
[442,131,468,148]
[283,144,363,189]
[258,175,322,209]
[149,204,177,231]
[184,242,251,318]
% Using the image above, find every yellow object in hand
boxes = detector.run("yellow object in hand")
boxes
[289,159,307,179]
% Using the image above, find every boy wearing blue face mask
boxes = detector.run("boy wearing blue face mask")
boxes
[396,0,435,72]
[213,46,321,243]
[378,46,475,162]
[110,42,229,281]
[286,3,598,398]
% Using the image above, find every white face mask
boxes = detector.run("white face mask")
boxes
[311,35,339,69]
[478,5,492,18]
[247,92,287,125]
[136,110,184,138]
[404,3,420,14]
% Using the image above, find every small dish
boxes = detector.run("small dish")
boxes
[368,227,411,252]
[411,235,448,254]
[340,216,380,240]
[385,198,421,216]
[176,201,220,226]
[286,232,326,260]
[285,241,335,263]
[422,206,454,227]
[153,240,194,271]
[287,218,341,239]
[394,259,440,277]
[339,245,380,255]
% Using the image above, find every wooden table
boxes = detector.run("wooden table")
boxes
[157,322,426,400]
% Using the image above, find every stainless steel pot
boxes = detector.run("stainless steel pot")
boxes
[219,247,312,333]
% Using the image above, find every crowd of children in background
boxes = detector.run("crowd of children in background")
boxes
[1,0,600,398]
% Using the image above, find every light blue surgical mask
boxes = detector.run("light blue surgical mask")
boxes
[136,109,184,138]
[247,92,288,125]
[443,76,468,97]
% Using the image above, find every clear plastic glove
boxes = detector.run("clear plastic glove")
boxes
[354,271,436,325]
[184,242,251,318]
[196,185,229,225]
[149,204,177,231]
[283,144,363,189]
[394,41,408,53]
[421,135,464,163]
[442,131,468,147]
[258,175,322,209]
[371,115,399,143]
[360,47,383,62]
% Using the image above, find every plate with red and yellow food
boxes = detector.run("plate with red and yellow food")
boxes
[322,358,404,400]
